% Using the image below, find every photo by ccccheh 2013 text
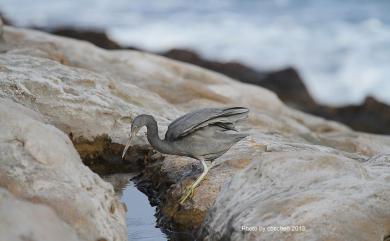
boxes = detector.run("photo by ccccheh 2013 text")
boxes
[241,225,306,233]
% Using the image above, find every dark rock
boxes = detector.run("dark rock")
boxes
[0,12,12,26]
[50,28,122,49]
[313,97,390,135]
[254,67,317,109]
[162,49,317,109]
[72,135,153,175]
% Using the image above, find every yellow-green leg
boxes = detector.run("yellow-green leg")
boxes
[179,159,209,204]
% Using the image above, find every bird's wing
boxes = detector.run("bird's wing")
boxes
[165,107,249,141]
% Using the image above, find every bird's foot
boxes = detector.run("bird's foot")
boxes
[179,159,208,204]
[179,185,195,204]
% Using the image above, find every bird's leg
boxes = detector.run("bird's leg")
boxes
[179,159,208,204]
[205,160,212,169]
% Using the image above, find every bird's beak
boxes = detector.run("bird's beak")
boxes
[121,129,137,159]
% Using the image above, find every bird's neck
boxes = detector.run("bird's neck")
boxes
[145,118,174,154]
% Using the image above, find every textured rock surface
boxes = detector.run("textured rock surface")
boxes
[38,26,390,135]
[1,26,390,241]
[0,98,126,241]
[202,152,390,241]
[162,49,390,135]
[162,49,316,109]
[0,188,81,241]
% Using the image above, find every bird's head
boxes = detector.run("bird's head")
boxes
[121,114,151,159]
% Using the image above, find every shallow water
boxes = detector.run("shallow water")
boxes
[104,173,167,241]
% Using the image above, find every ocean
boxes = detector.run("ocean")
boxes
[1,0,390,106]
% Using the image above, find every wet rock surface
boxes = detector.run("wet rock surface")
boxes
[1,26,390,241]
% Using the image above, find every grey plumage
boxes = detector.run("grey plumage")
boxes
[165,107,248,141]
[122,106,249,203]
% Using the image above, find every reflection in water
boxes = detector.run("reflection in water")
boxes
[104,174,167,241]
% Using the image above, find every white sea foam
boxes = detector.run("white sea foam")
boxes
[1,0,390,106]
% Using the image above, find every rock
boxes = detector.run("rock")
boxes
[0,18,3,38]
[39,27,390,135]
[161,49,390,135]
[202,152,390,241]
[162,49,317,110]
[1,26,390,241]
[29,27,317,110]
[0,98,127,241]
[50,28,123,50]
[252,68,316,109]
[312,97,390,135]
[0,188,81,241]
[0,12,12,26]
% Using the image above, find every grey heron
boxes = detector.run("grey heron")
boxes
[122,107,249,203]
